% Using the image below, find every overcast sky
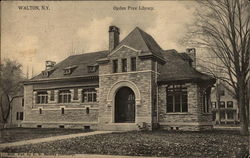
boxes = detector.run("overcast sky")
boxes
[1,1,197,77]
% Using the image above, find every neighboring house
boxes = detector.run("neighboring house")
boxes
[211,82,239,124]
[22,26,215,131]
[7,96,24,127]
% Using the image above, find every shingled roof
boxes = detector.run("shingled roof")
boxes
[111,27,164,59]
[28,26,214,84]
[31,51,108,81]
[158,49,215,83]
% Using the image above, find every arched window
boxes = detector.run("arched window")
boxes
[59,90,71,103]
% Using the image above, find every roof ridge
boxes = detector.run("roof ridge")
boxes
[68,50,108,57]
[134,27,152,52]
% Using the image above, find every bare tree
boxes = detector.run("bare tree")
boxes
[0,59,25,127]
[183,0,250,135]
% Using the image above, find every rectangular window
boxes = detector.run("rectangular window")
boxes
[220,111,225,119]
[20,112,24,120]
[113,60,118,73]
[201,90,210,113]
[227,101,233,108]
[219,101,225,108]
[22,98,24,107]
[227,111,234,119]
[58,90,71,103]
[50,90,55,101]
[166,84,188,113]
[86,107,90,114]
[16,112,19,120]
[82,89,97,102]
[122,58,127,72]
[61,108,64,114]
[37,91,48,104]
[39,108,42,114]
[131,57,136,71]
[73,88,78,100]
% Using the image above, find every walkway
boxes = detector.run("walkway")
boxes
[0,131,114,148]
[1,153,170,158]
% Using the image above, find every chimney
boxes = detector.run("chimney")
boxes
[109,26,120,52]
[45,61,56,70]
[186,48,196,68]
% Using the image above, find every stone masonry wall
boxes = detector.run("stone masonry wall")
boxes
[98,46,154,130]
[22,80,99,129]
[158,82,213,131]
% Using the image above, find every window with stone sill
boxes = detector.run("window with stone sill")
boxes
[58,90,71,103]
[166,84,188,113]
[37,91,48,104]
[82,89,97,102]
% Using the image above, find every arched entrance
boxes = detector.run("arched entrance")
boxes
[115,87,135,123]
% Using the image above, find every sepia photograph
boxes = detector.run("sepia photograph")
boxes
[0,0,249,158]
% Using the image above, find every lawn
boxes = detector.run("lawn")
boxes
[1,129,248,158]
[0,128,87,144]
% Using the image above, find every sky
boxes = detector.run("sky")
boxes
[1,1,197,78]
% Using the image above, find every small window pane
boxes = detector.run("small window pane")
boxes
[113,60,118,73]
[167,95,173,112]
[50,90,55,101]
[182,95,188,112]
[131,57,136,71]
[20,112,24,120]
[16,112,19,120]
[122,58,127,72]
[175,94,181,112]
[73,88,78,100]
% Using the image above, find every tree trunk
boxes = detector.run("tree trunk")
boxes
[216,83,221,124]
[239,84,249,135]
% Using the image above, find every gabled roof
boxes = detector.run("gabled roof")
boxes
[27,27,215,84]
[158,50,215,83]
[111,27,164,59]
[30,51,108,81]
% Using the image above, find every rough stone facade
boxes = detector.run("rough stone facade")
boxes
[22,80,99,129]
[22,26,215,131]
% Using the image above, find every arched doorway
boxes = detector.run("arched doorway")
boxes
[115,87,135,123]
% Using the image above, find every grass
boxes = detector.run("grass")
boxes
[0,128,87,144]
[1,129,248,158]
